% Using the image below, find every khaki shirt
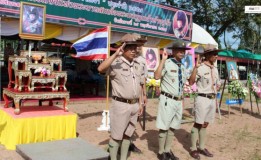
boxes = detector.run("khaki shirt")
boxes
[161,58,187,96]
[135,55,147,82]
[107,57,143,99]
[196,63,221,94]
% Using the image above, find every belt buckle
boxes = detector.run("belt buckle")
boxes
[177,96,182,100]
[128,99,136,104]
[211,94,215,99]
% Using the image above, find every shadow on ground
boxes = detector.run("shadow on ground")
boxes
[77,111,102,119]
[139,129,158,154]
[175,129,191,153]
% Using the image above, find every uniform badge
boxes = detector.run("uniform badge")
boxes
[171,70,177,73]
[172,79,175,82]
[123,69,128,71]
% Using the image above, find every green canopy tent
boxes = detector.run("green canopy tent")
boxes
[218,50,234,58]
[218,49,261,79]
[218,49,261,60]
[236,50,255,60]
[252,54,261,61]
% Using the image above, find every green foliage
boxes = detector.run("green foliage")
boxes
[228,80,248,99]
[247,73,261,99]
[168,0,261,52]
[183,92,197,99]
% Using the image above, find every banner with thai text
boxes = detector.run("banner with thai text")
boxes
[0,0,193,41]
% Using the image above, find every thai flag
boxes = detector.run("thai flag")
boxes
[72,27,108,60]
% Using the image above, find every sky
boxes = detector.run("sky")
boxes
[219,31,241,50]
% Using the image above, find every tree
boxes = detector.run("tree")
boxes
[165,0,261,52]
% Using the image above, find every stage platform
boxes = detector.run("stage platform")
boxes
[17,138,109,160]
[0,106,77,150]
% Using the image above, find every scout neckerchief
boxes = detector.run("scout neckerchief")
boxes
[121,56,137,97]
[203,62,216,93]
[170,58,183,96]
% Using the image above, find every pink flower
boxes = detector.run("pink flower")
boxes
[191,84,197,92]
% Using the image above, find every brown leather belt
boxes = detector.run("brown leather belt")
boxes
[161,91,183,101]
[112,96,138,104]
[198,93,216,99]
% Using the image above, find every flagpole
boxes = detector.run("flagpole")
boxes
[106,24,111,111]
[105,23,111,127]
[97,24,111,131]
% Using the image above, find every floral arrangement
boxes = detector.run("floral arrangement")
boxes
[228,80,248,99]
[146,78,160,98]
[34,67,51,77]
[248,73,261,98]
[183,81,197,98]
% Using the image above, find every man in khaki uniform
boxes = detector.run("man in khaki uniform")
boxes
[154,43,190,160]
[98,38,146,160]
[127,47,148,154]
[188,49,221,159]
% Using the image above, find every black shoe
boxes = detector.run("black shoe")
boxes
[198,148,213,157]
[157,152,168,160]
[129,143,142,153]
[166,150,179,160]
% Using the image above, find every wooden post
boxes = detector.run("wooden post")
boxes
[254,95,260,114]
[228,93,230,118]
[219,78,227,109]
[238,94,242,116]
[105,25,111,127]
[142,105,146,131]
[97,25,111,131]
[249,89,253,115]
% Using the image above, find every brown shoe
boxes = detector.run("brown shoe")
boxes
[190,150,200,160]
[198,148,213,157]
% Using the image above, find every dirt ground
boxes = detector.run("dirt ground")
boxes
[0,98,261,160]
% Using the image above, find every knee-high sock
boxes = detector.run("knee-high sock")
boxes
[158,130,168,154]
[120,139,131,160]
[190,127,199,151]
[199,127,207,150]
[165,129,175,153]
[109,139,120,160]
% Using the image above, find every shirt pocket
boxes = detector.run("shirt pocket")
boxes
[166,68,178,78]
[202,74,211,88]
[134,72,142,85]
[120,71,131,83]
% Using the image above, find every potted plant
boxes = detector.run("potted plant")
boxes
[183,81,197,99]
[248,73,261,98]
[146,77,160,98]
[227,80,248,101]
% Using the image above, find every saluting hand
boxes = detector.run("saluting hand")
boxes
[195,54,202,68]
[115,42,126,56]
[162,48,168,61]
